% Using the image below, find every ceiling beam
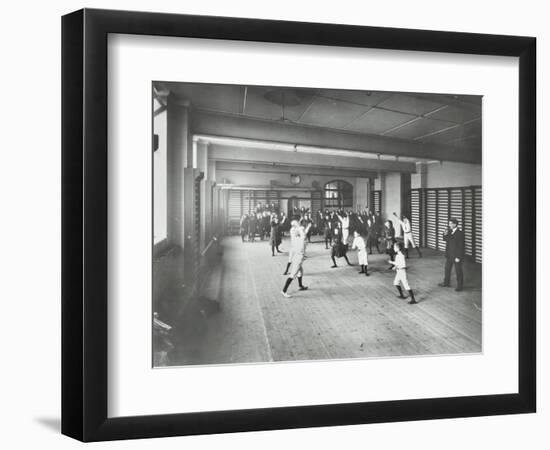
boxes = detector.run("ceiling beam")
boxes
[218,184,318,192]
[191,110,481,163]
[209,145,417,173]
[215,161,379,178]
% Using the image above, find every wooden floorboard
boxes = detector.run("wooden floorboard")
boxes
[167,235,482,366]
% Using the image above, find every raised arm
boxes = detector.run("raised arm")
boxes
[392,212,405,228]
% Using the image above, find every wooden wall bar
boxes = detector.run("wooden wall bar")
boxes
[409,186,482,263]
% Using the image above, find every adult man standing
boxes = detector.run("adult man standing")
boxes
[281,219,310,298]
[439,218,465,291]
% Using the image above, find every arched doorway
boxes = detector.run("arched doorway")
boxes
[324,180,353,210]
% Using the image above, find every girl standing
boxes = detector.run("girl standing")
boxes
[330,228,353,268]
[351,230,370,276]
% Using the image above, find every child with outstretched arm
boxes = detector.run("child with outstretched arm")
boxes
[388,241,417,304]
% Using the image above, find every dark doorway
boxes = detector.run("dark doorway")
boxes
[288,196,298,218]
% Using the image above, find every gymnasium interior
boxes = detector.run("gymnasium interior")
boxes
[152,82,482,367]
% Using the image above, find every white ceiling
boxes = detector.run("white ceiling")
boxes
[159,82,482,155]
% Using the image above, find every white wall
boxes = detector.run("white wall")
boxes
[355,177,370,210]
[374,174,383,191]
[411,162,427,189]
[426,161,482,188]
[2,1,546,450]
[153,106,167,243]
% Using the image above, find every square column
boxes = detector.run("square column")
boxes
[196,141,209,251]
[383,172,402,236]
[166,98,191,247]
[411,162,428,189]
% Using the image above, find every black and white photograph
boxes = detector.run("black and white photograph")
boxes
[2,0,543,447]
[152,82,483,367]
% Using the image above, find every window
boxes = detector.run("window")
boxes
[324,180,353,209]
[153,97,167,244]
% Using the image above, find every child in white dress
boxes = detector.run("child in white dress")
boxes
[351,230,370,276]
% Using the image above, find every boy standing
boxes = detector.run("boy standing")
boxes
[281,220,310,298]
[393,212,422,258]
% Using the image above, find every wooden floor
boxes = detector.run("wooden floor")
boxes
[166,235,482,366]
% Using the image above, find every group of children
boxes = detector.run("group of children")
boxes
[240,205,317,256]
[277,212,419,305]
[239,210,289,244]
[237,203,421,304]
[318,209,383,253]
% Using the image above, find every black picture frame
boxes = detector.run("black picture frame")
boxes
[61,8,536,442]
